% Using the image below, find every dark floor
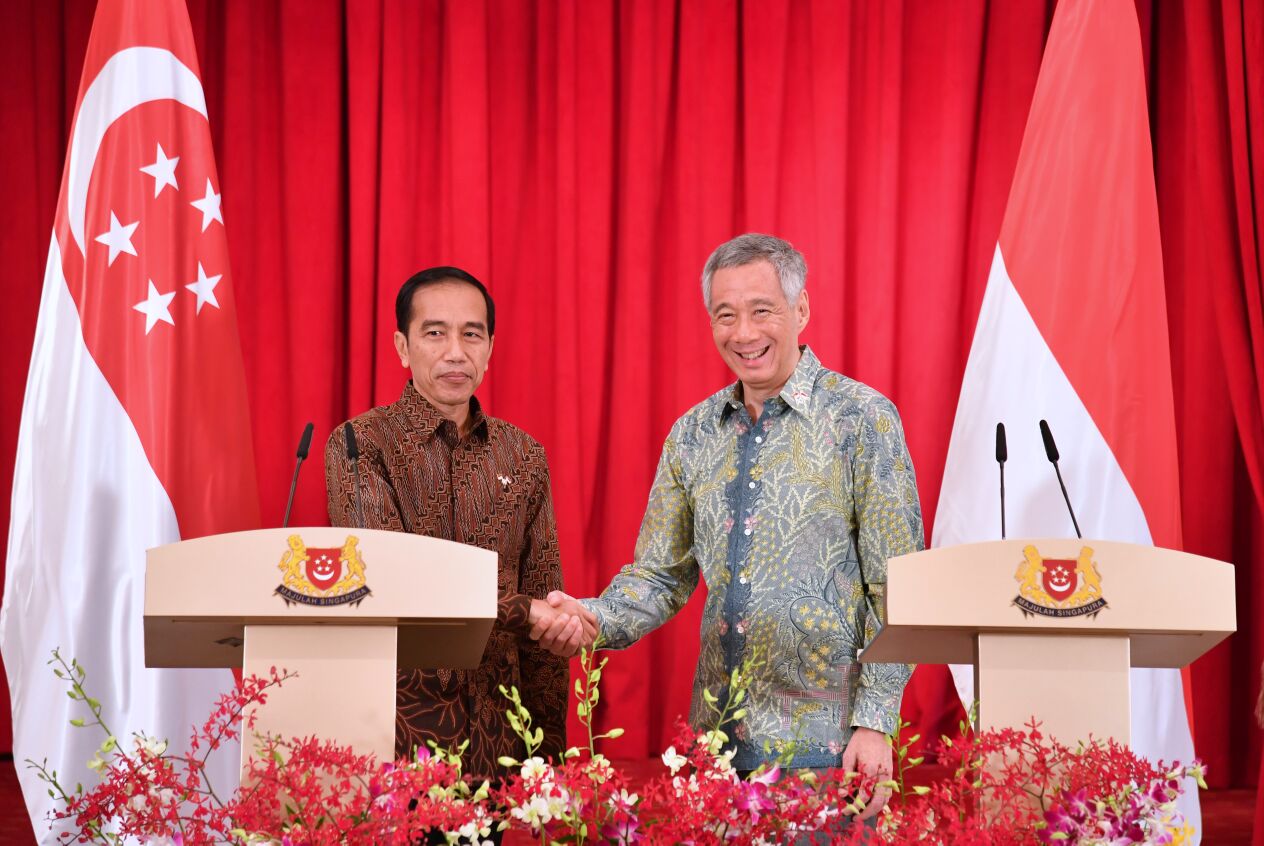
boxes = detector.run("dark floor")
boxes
[1,756,1253,844]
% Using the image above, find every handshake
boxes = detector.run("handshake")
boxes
[527,591,599,657]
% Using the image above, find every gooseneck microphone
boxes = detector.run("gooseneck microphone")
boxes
[1039,419,1082,539]
[282,422,314,529]
[344,422,366,528]
[995,422,1007,539]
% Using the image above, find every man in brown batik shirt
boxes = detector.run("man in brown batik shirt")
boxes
[325,266,587,781]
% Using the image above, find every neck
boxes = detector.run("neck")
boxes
[740,351,800,420]
[415,381,471,435]
[741,383,779,422]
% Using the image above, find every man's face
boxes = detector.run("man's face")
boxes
[709,260,809,396]
[393,281,493,416]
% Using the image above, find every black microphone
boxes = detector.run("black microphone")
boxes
[1039,419,1082,539]
[344,422,366,528]
[995,422,1007,539]
[282,422,314,529]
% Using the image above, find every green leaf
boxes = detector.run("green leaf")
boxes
[69,719,84,728]
[86,697,100,710]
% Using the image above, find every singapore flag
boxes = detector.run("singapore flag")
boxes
[933,0,1202,838]
[1,0,259,839]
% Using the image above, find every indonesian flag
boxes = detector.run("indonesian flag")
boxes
[933,0,1201,838]
[0,0,259,839]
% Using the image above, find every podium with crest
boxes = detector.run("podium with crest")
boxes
[144,527,497,772]
[860,539,1234,745]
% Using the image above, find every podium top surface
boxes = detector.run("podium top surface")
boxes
[860,538,1235,668]
[145,526,497,622]
[144,527,500,670]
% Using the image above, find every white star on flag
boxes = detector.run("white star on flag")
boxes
[190,178,223,232]
[139,142,179,197]
[185,262,222,313]
[94,211,139,265]
[133,279,176,334]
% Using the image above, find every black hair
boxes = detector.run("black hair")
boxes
[395,266,496,337]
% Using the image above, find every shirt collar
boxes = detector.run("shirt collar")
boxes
[720,345,820,422]
[398,380,489,442]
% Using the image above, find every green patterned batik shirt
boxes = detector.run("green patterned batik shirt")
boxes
[582,346,923,769]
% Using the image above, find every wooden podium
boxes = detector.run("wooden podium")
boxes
[143,527,497,770]
[860,539,1235,745]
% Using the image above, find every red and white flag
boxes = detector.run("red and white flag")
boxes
[1,0,259,838]
[933,0,1200,837]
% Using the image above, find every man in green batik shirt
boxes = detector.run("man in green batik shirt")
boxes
[535,233,923,821]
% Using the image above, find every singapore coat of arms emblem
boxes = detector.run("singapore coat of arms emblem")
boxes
[1013,544,1107,619]
[274,534,371,607]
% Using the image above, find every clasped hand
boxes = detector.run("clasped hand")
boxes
[527,591,598,657]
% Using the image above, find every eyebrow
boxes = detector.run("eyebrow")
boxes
[710,297,779,313]
[419,319,487,331]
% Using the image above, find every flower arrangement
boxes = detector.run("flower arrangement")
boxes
[30,647,1203,845]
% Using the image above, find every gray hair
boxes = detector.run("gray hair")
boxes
[700,233,807,309]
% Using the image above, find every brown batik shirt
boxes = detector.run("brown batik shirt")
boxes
[324,381,567,778]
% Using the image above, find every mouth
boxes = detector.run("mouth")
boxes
[438,372,472,383]
[734,345,771,363]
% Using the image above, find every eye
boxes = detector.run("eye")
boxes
[714,312,736,325]
[464,331,484,339]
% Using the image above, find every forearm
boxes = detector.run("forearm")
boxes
[580,559,698,650]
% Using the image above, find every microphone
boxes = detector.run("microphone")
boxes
[282,422,314,529]
[995,422,1007,539]
[344,422,366,528]
[1039,419,1082,539]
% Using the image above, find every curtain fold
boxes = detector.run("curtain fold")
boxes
[1,0,1259,791]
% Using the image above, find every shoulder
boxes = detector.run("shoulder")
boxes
[665,384,732,448]
[812,365,902,426]
[484,415,550,469]
[324,403,396,463]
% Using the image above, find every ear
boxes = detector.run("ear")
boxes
[796,290,810,332]
[393,330,409,367]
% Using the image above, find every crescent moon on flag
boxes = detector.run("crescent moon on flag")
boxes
[65,46,208,257]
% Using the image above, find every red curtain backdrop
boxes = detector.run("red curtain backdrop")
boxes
[2,0,1261,792]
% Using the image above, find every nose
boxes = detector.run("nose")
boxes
[442,333,468,363]
[732,312,759,342]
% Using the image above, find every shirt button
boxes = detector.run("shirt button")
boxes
[748,481,756,489]
[739,576,748,584]
[744,529,752,536]
[755,436,763,444]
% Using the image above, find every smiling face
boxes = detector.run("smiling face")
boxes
[393,281,493,426]
[708,260,810,404]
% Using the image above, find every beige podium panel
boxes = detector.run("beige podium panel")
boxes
[144,527,497,771]
[861,539,1234,746]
